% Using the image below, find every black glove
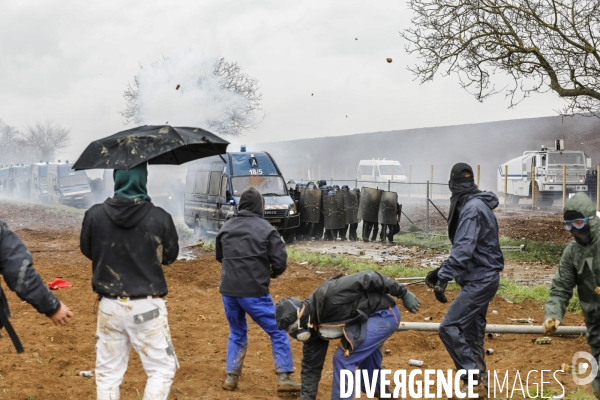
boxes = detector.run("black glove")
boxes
[434,280,448,303]
[270,270,278,279]
[425,268,440,288]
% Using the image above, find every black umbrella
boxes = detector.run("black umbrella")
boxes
[73,125,229,170]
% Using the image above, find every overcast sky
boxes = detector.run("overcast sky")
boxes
[0,0,566,162]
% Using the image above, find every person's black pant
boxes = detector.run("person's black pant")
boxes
[339,225,348,240]
[349,223,359,241]
[362,222,378,241]
[438,275,499,384]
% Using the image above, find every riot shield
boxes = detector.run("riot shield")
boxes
[297,185,307,214]
[342,190,359,225]
[357,187,382,223]
[378,191,398,224]
[302,187,321,223]
[324,192,345,229]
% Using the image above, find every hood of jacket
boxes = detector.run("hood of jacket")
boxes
[565,192,600,241]
[468,191,499,210]
[103,195,153,228]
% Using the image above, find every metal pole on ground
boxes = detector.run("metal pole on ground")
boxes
[396,322,585,335]
[426,180,430,234]
[476,165,481,187]
[504,165,508,208]
[531,164,536,210]
[562,164,567,210]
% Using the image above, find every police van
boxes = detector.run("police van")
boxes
[357,159,408,188]
[184,150,299,242]
[46,161,93,208]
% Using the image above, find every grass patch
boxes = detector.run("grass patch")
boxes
[499,236,566,265]
[288,247,581,310]
[46,204,87,215]
[287,248,426,278]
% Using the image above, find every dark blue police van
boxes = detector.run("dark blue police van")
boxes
[184,150,299,243]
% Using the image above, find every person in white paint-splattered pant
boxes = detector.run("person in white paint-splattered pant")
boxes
[80,163,180,399]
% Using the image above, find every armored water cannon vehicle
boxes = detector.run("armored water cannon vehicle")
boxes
[30,162,50,202]
[498,140,591,206]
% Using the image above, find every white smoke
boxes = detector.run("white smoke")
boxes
[136,52,251,131]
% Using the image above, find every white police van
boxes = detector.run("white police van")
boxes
[184,150,299,242]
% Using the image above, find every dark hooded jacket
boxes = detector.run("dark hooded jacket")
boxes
[545,193,600,348]
[297,270,407,400]
[438,191,504,284]
[0,220,60,317]
[216,189,287,297]
[80,196,179,297]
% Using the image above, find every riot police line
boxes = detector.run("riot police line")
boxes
[288,180,402,244]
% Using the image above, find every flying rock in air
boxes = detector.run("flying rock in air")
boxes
[176,84,181,90]
[386,58,392,63]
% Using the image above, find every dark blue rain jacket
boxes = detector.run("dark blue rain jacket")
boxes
[438,192,504,285]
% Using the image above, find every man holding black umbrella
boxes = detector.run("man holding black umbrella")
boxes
[80,162,180,400]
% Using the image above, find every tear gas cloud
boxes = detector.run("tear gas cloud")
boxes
[136,51,251,130]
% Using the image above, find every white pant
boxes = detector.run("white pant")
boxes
[95,297,178,400]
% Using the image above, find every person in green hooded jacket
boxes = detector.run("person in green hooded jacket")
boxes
[544,192,600,397]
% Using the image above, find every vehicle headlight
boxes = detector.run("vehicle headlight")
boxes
[289,203,297,215]
[580,179,585,183]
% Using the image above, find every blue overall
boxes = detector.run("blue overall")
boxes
[222,295,294,375]
[331,306,400,399]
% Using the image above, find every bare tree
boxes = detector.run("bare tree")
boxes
[0,120,21,164]
[401,0,600,116]
[120,56,263,137]
[21,120,71,162]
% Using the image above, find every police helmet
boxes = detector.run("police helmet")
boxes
[341,185,349,191]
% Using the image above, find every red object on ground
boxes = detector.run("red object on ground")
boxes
[47,278,72,290]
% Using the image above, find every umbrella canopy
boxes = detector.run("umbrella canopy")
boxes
[73,125,229,170]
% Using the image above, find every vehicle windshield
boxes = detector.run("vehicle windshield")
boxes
[231,176,287,196]
[548,152,585,165]
[378,165,405,176]
[59,175,89,187]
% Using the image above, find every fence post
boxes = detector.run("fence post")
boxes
[426,180,430,234]
[387,180,390,191]
[531,164,536,210]
[331,165,334,185]
[355,179,358,188]
[504,165,508,208]
[477,165,481,187]
[408,165,412,199]
[562,164,567,210]
[430,165,434,199]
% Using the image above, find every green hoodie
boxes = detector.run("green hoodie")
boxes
[113,162,151,202]
[545,193,600,343]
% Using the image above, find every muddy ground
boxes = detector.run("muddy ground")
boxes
[0,201,592,399]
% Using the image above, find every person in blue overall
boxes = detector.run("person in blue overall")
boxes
[216,187,301,392]
[275,270,421,400]
[426,162,504,397]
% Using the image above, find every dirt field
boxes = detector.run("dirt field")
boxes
[0,201,592,399]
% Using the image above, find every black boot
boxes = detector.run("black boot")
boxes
[277,373,301,392]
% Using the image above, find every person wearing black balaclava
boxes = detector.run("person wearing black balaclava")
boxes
[216,188,301,393]
[424,162,504,397]
[544,193,600,398]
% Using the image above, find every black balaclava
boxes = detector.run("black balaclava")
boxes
[238,187,264,217]
[276,297,306,331]
[564,209,592,245]
[447,162,481,244]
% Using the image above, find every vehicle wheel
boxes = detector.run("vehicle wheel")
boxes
[282,231,295,244]
[506,194,520,206]
[194,216,204,238]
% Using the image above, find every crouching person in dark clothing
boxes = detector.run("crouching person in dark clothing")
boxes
[0,221,73,354]
[275,270,421,400]
[216,187,301,393]
[80,163,180,400]
[426,163,504,397]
